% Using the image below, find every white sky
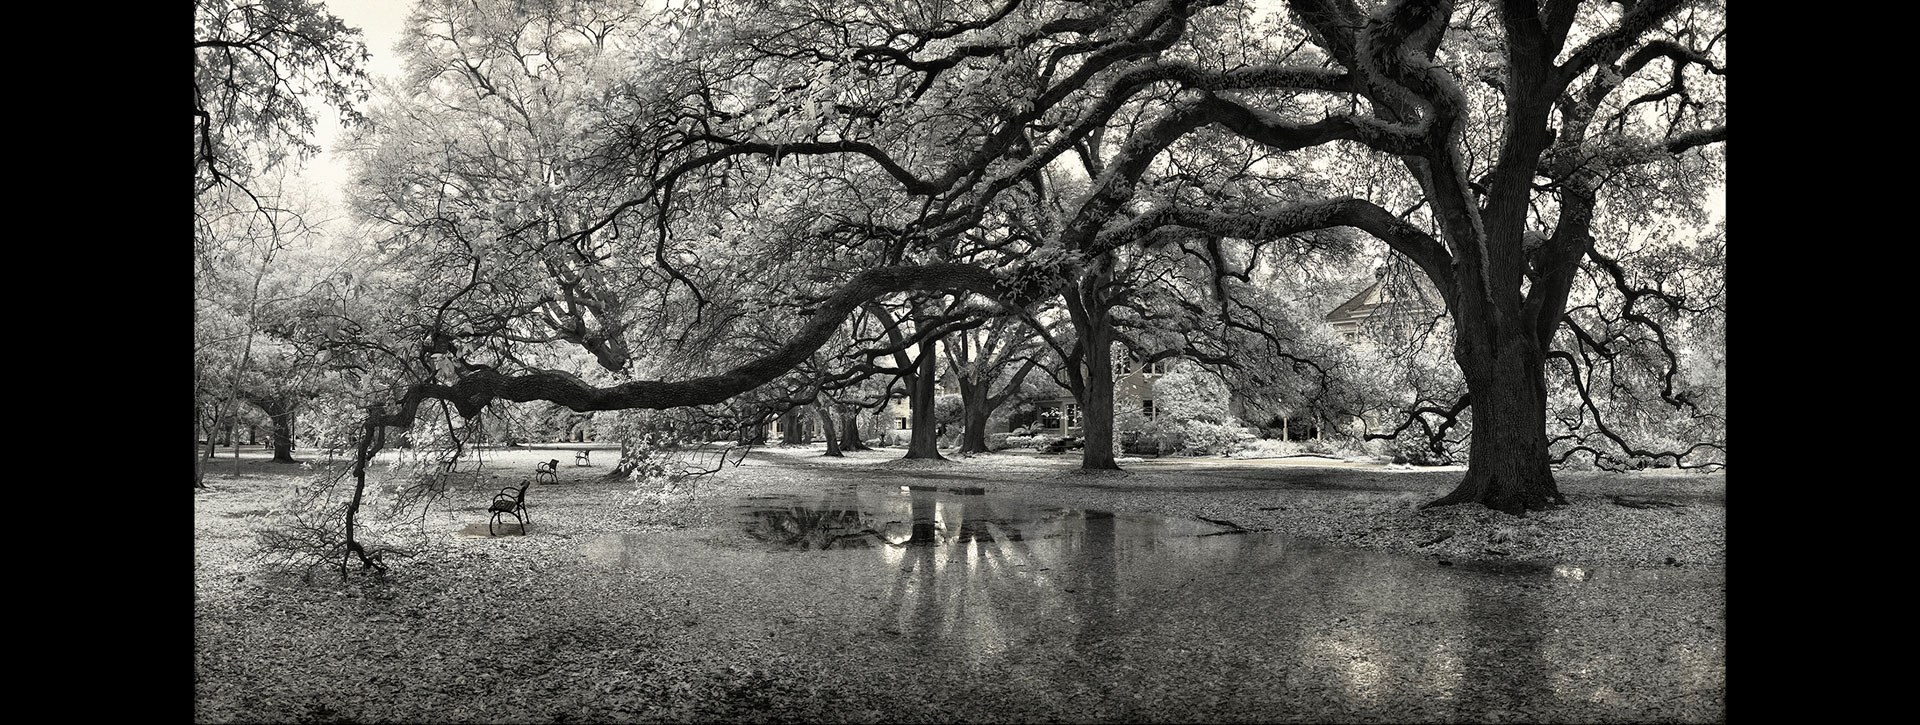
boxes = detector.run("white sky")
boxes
[294,0,412,203]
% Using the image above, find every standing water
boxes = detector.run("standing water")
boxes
[584,484,1723,722]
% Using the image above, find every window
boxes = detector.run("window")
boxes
[896,417,910,430]
[1066,403,1082,429]
[1142,399,1156,419]
[1144,359,1171,375]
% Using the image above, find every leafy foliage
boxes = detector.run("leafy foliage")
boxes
[194,0,370,194]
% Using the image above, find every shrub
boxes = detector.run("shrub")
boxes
[1119,433,1160,456]
[1179,421,1256,456]
[1391,437,1455,465]
[1235,438,1306,458]
[1000,434,1062,451]
[1133,417,1184,455]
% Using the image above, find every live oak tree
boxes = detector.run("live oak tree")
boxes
[945,315,1042,454]
[1190,0,1727,512]
[307,0,1723,575]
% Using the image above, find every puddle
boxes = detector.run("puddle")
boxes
[719,486,1683,587]
[735,485,1237,551]
[582,484,1724,720]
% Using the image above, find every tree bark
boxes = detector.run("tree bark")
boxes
[1066,274,1120,470]
[904,339,945,460]
[241,393,302,463]
[957,377,992,454]
[840,407,870,451]
[195,426,212,487]
[268,407,298,463]
[1423,318,1568,514]
[780,408,804,445]
[1077,326,1119,470]
[816,405,842,457]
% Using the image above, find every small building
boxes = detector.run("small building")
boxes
[1323,269,1447,437]
[1032,357,1173,437]
[1323,270,1444,343]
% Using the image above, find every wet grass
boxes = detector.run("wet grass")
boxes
[196,444,1724,723]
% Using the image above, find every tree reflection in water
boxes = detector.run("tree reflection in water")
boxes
[719,486,1721,720]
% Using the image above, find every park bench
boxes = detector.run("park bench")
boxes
[534,459,560,484]
[489,480,532,536]
[575,450,592,466]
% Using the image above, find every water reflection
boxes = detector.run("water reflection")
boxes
[736,485,1235,554]
[600,486,1721,720]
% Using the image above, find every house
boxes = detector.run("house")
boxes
[1323,269,1445,344]
[1010,271,1447,445]
[1030,357,1174,437]
[1322,269,1447,437]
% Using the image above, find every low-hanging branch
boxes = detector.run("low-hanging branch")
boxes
[334,261,1028,578]
[364,263,1022,428]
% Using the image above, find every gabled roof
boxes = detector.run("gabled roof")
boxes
[1324,275,1443,325]
[1324,282,1384,324]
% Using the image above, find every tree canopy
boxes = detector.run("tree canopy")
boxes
[196,0,1725,575]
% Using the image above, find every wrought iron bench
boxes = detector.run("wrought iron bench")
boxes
[534,459,560,484]
[575,450,592,466]
[489,480,532,536]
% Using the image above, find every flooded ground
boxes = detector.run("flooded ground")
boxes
[197,449,1723,723]
[578,483,1724,722]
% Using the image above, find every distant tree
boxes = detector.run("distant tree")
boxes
[195,0,368,485]
[945,316,1042,454]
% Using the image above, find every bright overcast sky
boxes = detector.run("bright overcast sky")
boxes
[296,0,411,202]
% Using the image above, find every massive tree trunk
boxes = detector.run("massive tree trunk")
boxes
[840,407,870,451]
[1424,319,1567,515]
[242,393,302,463]
[1077,329,1119,470]
[816,405,842,457]
[1065,272,1120,470]
[957,377,991,454]
[267,408,298,463]
[779,408,804,445]
[904,339,945,460]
